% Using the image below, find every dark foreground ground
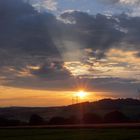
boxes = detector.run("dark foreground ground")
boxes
[0,124,140,140]
[0,128,140,140]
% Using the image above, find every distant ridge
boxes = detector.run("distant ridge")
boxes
[0,98,140,122]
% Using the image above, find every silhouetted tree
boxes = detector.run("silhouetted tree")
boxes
[49,117,66,125]
[66,116,80,124]
[0,116,8,126]
[0,116,21,126]
[104,111,129,123]
[83,113,102,124]
[29,114,44,125]
[8,119,21,126]
[135,113,140,122]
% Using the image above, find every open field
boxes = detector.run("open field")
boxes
[0,127,140,140]
[1,123,140,129]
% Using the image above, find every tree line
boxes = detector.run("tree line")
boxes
[1,110,140,126]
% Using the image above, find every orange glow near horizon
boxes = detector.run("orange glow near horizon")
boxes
[0,86,115,107]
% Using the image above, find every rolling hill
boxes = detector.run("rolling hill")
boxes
[0,98,140,122]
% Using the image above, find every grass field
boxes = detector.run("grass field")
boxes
[0,128,140,140]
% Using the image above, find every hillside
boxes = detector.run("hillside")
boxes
[0,98,140,122]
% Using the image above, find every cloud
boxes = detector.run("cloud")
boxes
[100,0,140,16]
[0,0,140,97]
[0,0,61,64]
[58,11,124,55]
[120,0,140,5]
[44,0,58,11]
[32,61,72,80]
[87,78,139,96]
[58,11,140,54]
[30,0,58,11]
[101,0,140,5]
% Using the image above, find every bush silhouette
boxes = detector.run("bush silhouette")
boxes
[104,111,129,123]
[66,116,80,124]
[49,117,67,125]
[0,116,21,126]
[29,114,44,125]
[83,113,102,124]
[0,117,8,126]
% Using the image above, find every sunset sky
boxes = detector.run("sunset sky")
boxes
[0,0,140,106]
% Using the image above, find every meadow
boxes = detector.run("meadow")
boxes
[0,128,140,140]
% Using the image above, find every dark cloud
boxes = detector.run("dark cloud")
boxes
[59,11,124,53]
[0,0,140,96]
[73,77,139,97]
[117,14,140,46]
[0,0,61,68]
[59,11,140,55]
[32,61,72,80]
[99,0,120,4]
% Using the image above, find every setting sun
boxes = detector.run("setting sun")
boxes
[76,90,87,99]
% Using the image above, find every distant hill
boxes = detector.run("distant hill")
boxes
[0,98,140,122]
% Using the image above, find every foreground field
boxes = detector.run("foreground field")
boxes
[0,128,140,140]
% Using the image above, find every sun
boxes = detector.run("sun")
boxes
[76,90,87,99]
